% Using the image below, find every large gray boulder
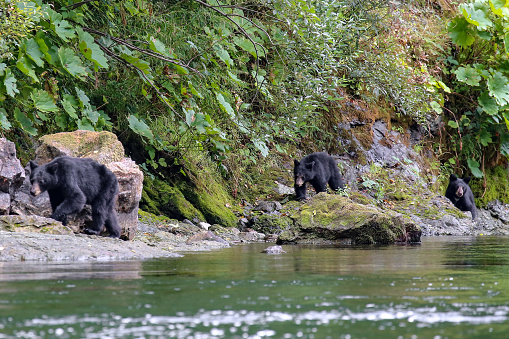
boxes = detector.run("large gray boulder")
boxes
[0,138,25,215]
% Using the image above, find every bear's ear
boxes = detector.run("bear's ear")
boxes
[294,159,300,167]
[47,162,59,174]
[29,161,38,172]
[463,176,471,184]
[306,161,315,170]
[449,174,457,181]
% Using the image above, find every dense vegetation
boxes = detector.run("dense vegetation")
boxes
[1,0,509,207]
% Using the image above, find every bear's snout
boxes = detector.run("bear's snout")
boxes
[30,183,42,197]
[455,186,464,197]
[295,177,305,187]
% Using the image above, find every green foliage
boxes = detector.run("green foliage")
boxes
[446,0,509,177]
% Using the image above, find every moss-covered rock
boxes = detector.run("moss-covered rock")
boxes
[141,176,205,222]
[277,193,421,245]
[177,160,238,228]
[0,215,74,235]
[251,214,293,235]
[470,166,509,207]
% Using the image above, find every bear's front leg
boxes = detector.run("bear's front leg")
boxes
[51,191,86,226]
[295,184,307,201]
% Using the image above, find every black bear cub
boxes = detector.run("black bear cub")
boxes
[29,156,121,238]
[445,174,477,220]
[294,152,344,201]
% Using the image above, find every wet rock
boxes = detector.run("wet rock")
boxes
[198,222,211,230]
[0,215,74,235]
[0,138,25,214]
[186,231,229,245]
[251,213,292,235]
[486,200,509,224]
[277,193,421,245]
[275,182,294,195]
[238,230,265,242]
[262,245,286,254]
[253,201,283,213]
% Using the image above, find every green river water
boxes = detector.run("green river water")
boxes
[1,236,509,338]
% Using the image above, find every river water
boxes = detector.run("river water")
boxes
[1,236,509,338]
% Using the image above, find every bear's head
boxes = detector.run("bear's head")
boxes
[29,160,59,196]
[294,159,315,187]
[448,174,471,198]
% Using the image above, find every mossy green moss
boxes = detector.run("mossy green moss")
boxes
[286,193,418,244]
[141,176,205,221]
[470,166,509,207]
[251,214,293,235]
[177,160,237,228]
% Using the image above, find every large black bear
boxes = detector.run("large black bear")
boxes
[445,174,477,220]
[294,152,344,201]
[29,156,121,238]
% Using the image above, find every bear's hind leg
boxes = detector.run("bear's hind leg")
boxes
[105,208,121,238]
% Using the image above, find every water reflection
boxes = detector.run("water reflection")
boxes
[1,236,509,338]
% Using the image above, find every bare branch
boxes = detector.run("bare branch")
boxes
[82,27,203,77]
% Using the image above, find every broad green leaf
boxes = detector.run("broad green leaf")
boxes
[14,107,38,135]
[121,54,151,74]
[128,114,153,139]
[53,20,75,41]
[479,129,492,146]
[234,37,263,58]
[501,140,509,157]
[62,94,79,119]
[227,71,246,87]
[3,68,19,98]
[188,82,203,99]
[75,87,91,108]
[453,66,481,86]
[174,64,189,75]
[31,88,58,113]
[58,47,87,78]
[478,91,499,115]
[124,1,139,15]
[252,138,269,157]
[16,56,38,82]
[184,108,195,126]
[83,107,100,124]
[448,120,458,129]
[77,118,95,131]
[213,45,234,68]
[487,71,509,105]
[216,92,235,118]
[467,158,483,178]
[448,17,476,48]
[429,101,442,114]
[0,108,11,130]
[437,80,451,93]
[149,36,168,56]
[77,28,108,70]
[490,0,509,16]
[0,63,5,74]
[24,38,45,67]
[461,4,492,29]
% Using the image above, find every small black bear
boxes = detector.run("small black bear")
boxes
[29,156,121,238]
[445,174,477,220]
[294,152,344,201]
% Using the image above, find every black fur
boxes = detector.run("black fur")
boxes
[29,156,121,238]
[293,152,344,201]
[445,174,477,220]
